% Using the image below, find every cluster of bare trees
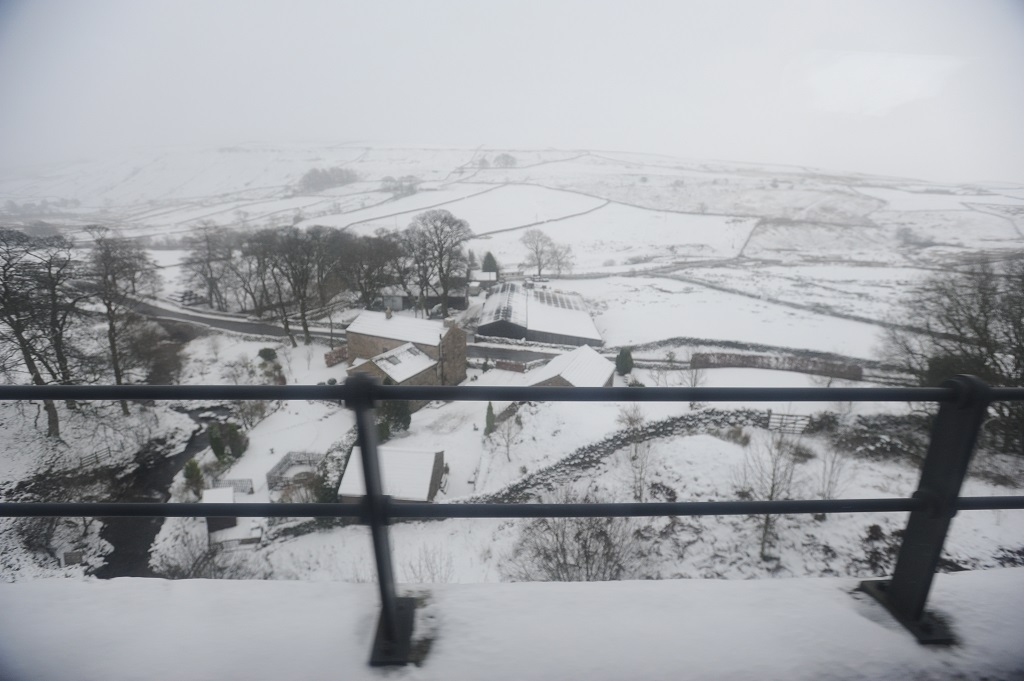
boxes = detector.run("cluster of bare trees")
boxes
[0,227,160,437]
[884,257,1024,455]
[181,209,473,346]
[520,229,574,277]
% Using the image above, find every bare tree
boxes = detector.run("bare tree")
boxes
[683,351,707,409]
[505,488,640,582]
[883,257,1024,454]
[408,209,472,317]
[182,222,232,311]
[617,404,651,502]
[490,413,522,462]
[273,227,317,344]
[343,232,399,308]
[520,229,554,277]
[550,242,575,276]
[88,227,158,415]
[151,519,266,579]
[0,230,86,436]
[815,447,849,519]
[28,235,90,406]
[734,433,799,560]
[403,545,455,584]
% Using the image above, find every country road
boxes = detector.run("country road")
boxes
[133,299,559,363]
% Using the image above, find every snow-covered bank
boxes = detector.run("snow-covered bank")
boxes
[1,569,1022,680]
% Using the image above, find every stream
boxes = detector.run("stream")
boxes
[91,406,230,579]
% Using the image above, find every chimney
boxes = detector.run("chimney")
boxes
[385,307,392,319]
[443,317,456,329]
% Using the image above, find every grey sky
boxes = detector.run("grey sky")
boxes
[1,0,1022,183]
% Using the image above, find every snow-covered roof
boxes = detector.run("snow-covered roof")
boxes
[472,271,497,282]
[480,282,528,329]
[368,343,437,384]
[346,311,447,346]
[527,289,602,343]
[479,283,602,343]
[201,487,235,504]
[526,345,614,387]
[338,446,441,502]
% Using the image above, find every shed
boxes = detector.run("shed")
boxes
[525,345,615,388]
[201,487,237,533]
[338,447,446,503]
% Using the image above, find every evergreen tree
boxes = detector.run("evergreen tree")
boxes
[482,251,499,274]
[183,458,204,499]
[485,401,496,436]
[207,423,226,461]
[615,348,634,376]
[224,423,249,458]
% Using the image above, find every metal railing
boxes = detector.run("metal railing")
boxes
[2,374,1024,664]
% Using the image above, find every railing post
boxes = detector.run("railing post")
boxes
[345,373,415,666]
[860,375,990,644]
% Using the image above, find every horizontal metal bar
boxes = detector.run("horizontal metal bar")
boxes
[0,383,990,402]
[0,503,362,518]
[953,496,1024,511]
[3,496,1022,520]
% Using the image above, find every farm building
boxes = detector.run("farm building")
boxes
[345,310,466,385]
[374,285,468,313]
[477,282,603,346]
[338,446,447,503]
[201,487,237,533]
[347,343,438,411]
[525,345,615,388]
[470,271,498,289]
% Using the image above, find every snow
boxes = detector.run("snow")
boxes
[1,569,1022,680]
[294,183,494,231]
[360,343,438,384]
[526,345,614,387]
[340,446,441,502]
[856,186,1024,211]
[200,487,234,504]
[550,276,885,358]
[347,311,449,347]
[469,202,757,271]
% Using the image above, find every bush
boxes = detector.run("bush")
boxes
[207,423,226,461]
[505,488,640,582]
[183,458,204,499]
[257,348,278,363]
[805,412,840,434]
[224,423,248,458]
[377,419,392,443]
[716,426,751,447]
[615,348,634,376]
[379,399,412,433]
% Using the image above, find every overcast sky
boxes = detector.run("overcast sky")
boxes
[1,0,1023,183]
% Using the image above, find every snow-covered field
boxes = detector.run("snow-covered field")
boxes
[550,276,886,357]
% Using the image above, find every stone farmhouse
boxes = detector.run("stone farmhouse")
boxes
[345,310,467,386]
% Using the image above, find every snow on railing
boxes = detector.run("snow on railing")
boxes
[2,376,1024,665]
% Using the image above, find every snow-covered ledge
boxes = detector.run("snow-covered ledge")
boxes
[1,569,1022,681]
